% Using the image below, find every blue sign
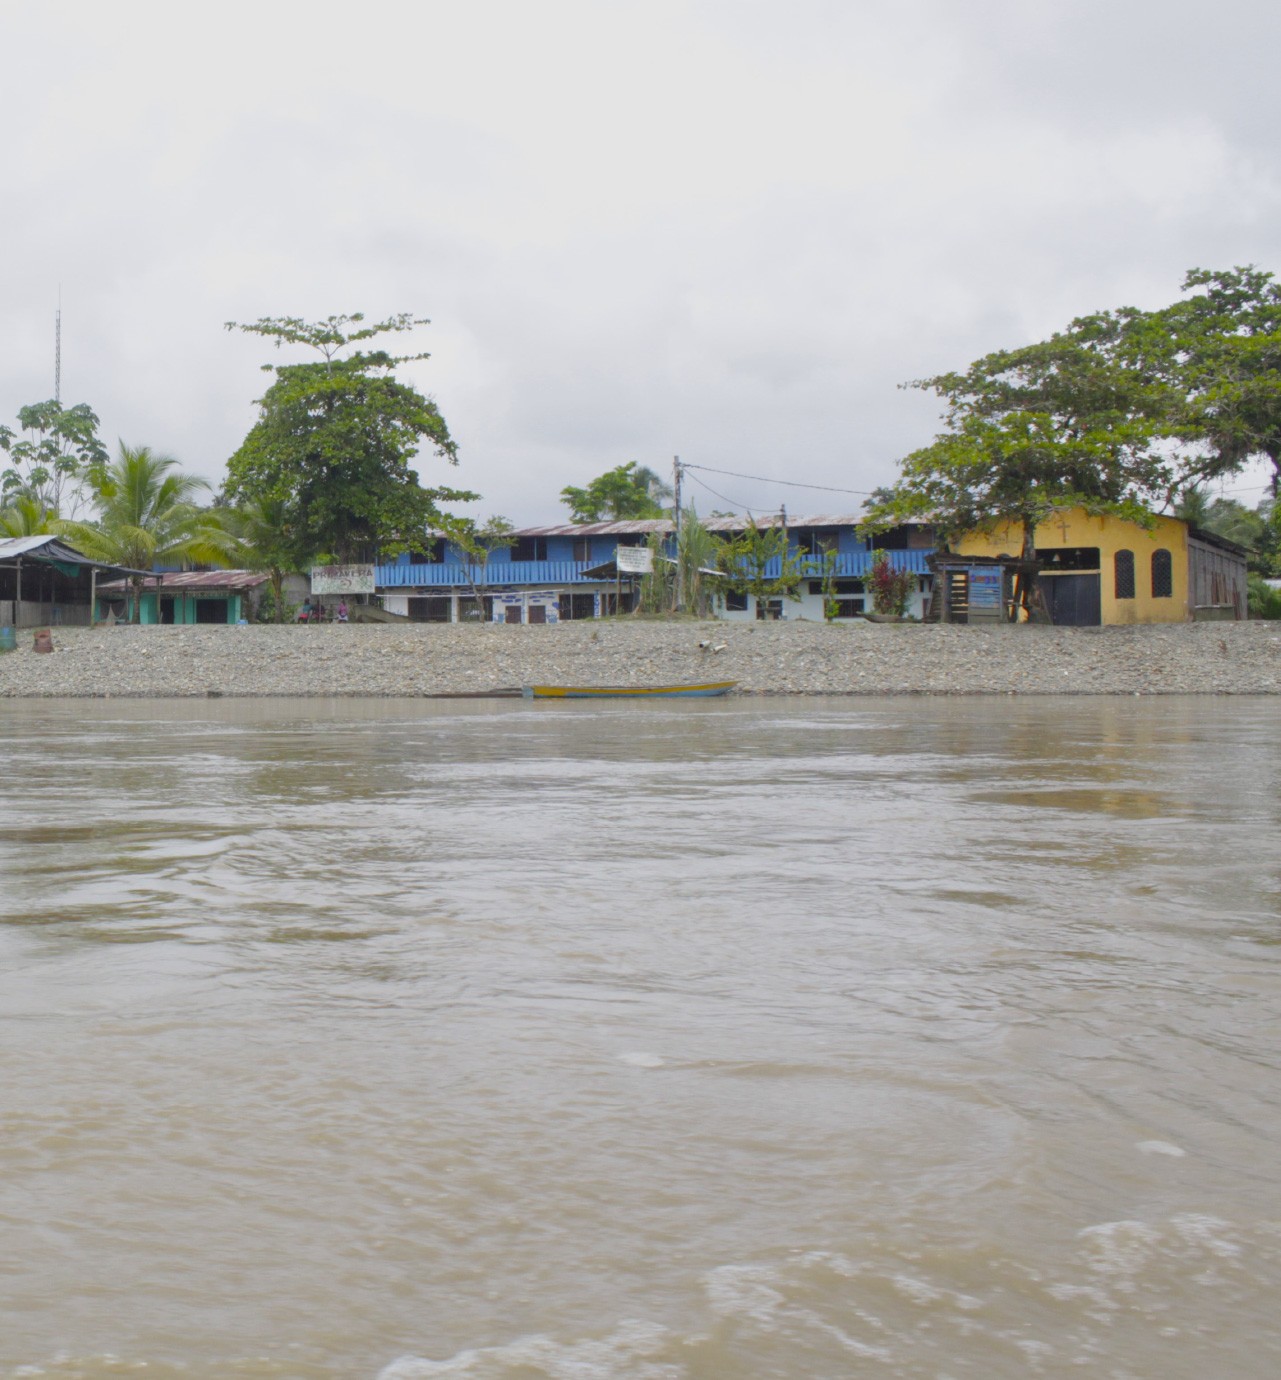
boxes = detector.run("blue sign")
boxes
[968,566,1003,610]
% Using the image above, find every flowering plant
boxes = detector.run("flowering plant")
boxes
[868,551,914,616]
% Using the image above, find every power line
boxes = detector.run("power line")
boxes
[682,461,877,497]
[683,469,761,515]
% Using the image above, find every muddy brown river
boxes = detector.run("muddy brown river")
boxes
[1,697,1279,1378]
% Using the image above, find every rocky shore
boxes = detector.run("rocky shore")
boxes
[1,619,1280,697]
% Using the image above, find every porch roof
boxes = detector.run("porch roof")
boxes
[97,569,270,594]
[0,534,150,577]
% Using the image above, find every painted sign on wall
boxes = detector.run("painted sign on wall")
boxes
[311,564,376,595]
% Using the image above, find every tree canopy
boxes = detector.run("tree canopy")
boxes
[863,322,1171,560]
[560,462,670,522]
[59,444,233,619]
[1131,267,1281,492]
[0,400,109,521]
[223,313,476,562]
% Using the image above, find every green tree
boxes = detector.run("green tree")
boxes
[712,519,804,616]
[0,400,109,520]
[1146,267,1281,495]
[440,515,514,620]
[223,495,309,623]
[865,325,1171,617]
[560,462,669,522]
[0,494,60,537]
[224,313,476,563]
[59,444,232,621]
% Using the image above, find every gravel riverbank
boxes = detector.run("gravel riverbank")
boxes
[2,619,1280,697]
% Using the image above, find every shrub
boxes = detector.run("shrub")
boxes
[868,551,914,617]
[1248,575,1281,620]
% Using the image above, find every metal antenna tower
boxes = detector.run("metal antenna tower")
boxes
[55,288,62,403]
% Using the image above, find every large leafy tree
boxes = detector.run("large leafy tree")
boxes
[0,400,109,521]
[864,324,1172,616]
[224,313,476,563]
[59,444,233,621]
[560,462,670,522]
[1142,267,1281,494]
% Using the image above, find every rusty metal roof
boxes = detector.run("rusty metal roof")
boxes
[98,569,270,593]
[503,514,870,537]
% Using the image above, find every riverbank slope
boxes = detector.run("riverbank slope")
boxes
[2,620,1279,697]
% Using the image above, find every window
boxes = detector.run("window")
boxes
[572,536,592,562]
[831,598,864,618]
[510,537,548,562]
[1114,549,1135,599]
[795,528,838,555]
[725,590,748,611]
[1151,548,1173,598]
[408,542,444,565]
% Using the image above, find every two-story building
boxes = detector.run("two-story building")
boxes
[374,516,935,623]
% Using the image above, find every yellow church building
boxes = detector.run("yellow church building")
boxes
[948,508,1248,625]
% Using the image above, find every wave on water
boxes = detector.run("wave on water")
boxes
[377,1215,1281,1380]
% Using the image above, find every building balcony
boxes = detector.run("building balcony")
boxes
[374,548,933,590]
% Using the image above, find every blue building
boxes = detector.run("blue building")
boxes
[375,516,935,622]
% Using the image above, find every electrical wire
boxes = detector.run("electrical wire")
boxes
[681,461,877,497]
[683,469,762,516]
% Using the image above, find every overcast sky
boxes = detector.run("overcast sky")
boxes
[3,0,1279,522]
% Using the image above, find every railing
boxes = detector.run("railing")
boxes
[377,559,598,588]
[375,549,934,589]
[775,550,933,579]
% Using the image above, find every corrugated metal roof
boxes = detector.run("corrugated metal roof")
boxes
[0,535,62,558]
[506,519,674,537]
[98,569,269,593]
[502,514,870,537]
[0,534,151,575]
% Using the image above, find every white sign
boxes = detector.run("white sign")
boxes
[614,546,653,574]
[310,563,376,595]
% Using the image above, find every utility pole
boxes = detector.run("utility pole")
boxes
[672,455,684,613]
[55,289,62,403]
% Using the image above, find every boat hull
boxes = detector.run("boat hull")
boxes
[522,682,736,700]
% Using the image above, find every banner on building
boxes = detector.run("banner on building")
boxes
[615,546,654,574]
[310,564,376,595]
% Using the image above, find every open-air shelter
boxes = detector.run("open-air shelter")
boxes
[0,535,149,629]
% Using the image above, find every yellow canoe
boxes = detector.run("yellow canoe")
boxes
[522,682,737,699]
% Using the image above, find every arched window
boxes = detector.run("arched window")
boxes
[1151,548,1173,598]
[1114,549,1135,599]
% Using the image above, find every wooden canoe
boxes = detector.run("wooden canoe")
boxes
[521,681,736,700]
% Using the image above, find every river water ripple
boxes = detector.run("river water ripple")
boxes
[1,697,1279,1378]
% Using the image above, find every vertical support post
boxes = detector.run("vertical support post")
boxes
[90,566,97,625]
[672,455,684,612]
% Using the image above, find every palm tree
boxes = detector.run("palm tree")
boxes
[222,495,308,622]
[0,492,58,537]
[59,444,233,621]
